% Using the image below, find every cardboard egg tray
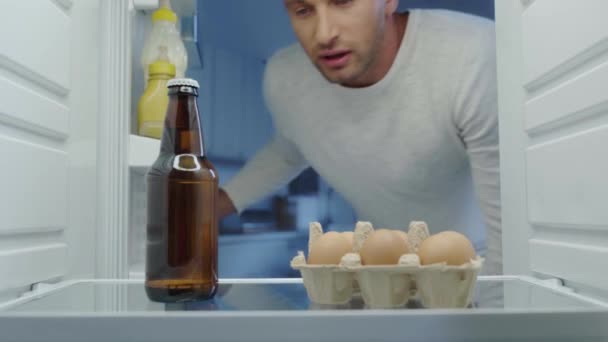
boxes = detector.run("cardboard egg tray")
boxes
[290,221,484,309]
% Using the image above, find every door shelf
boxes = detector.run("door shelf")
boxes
[130,134,159,174]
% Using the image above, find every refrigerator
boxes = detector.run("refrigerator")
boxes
[0,0,607,341]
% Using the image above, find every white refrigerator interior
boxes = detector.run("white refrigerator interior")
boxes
[0,0,607,341]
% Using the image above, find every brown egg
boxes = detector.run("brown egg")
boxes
[418,231,475,266]
[342,231,354,247]
[360,229,410,265]
[396,231,409,245]
[308,231,353,265]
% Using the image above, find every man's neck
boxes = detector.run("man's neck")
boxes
[344,12,409,88]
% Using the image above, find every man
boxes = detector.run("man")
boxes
[218,0,501,276]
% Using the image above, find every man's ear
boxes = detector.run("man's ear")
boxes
[384,0,399,15]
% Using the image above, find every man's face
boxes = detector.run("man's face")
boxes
[284,0,394,86]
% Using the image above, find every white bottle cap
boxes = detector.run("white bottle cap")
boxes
[167,78,199,89]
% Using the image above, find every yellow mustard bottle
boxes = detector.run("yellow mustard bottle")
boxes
[138,52,176,139]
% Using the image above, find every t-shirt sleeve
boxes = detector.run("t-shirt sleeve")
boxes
[222,50,309,213]
[452,22,502,277]
[223,133,309,213]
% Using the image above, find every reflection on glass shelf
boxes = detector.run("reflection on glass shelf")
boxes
[2,277,603,313]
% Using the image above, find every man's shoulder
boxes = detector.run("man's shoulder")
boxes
[415,9,495,49]
[269,43,307,64]
[417,8,494,33]
[263,42,320,105]
[411,8,496,81]
[265,43,313,81]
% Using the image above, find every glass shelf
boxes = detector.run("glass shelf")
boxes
[2,276,604,313]
[1,277,607,342]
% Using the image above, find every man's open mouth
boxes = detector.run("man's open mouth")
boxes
[322,52,349,61]
[319,51,352,68]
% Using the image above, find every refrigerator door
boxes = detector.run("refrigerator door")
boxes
[496,0,608,293]
[0,277,606,342]
[0,0,99,294]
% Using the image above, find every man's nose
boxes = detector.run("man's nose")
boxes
[315,10,338,48]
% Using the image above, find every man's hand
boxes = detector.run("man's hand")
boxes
[218,188,237,219]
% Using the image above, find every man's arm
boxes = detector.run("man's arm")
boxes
[452,22,502,277]
[220,133,309,218]
[219,47,310,219]
[218,188,237,219]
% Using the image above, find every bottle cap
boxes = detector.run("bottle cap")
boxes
[149,60,176,76]
[167,78,200,89]
[152,7,177,23]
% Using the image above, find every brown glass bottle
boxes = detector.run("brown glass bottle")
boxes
[145,78,219,303]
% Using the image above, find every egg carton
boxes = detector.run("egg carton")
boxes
[290,222,356,305]
[290,221,484,309]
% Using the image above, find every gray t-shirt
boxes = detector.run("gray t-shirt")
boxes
[224,9,501,275]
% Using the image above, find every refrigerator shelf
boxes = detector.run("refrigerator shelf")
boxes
[0,276,606,342]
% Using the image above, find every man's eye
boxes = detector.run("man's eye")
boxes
[294,7,312,16]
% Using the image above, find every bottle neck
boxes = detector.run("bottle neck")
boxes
[146,75,173,91]
[148,73,174,82]
[161,93,206,156]
[152,20,178,34]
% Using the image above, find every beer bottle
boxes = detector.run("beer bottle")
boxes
[145,78,219,302]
